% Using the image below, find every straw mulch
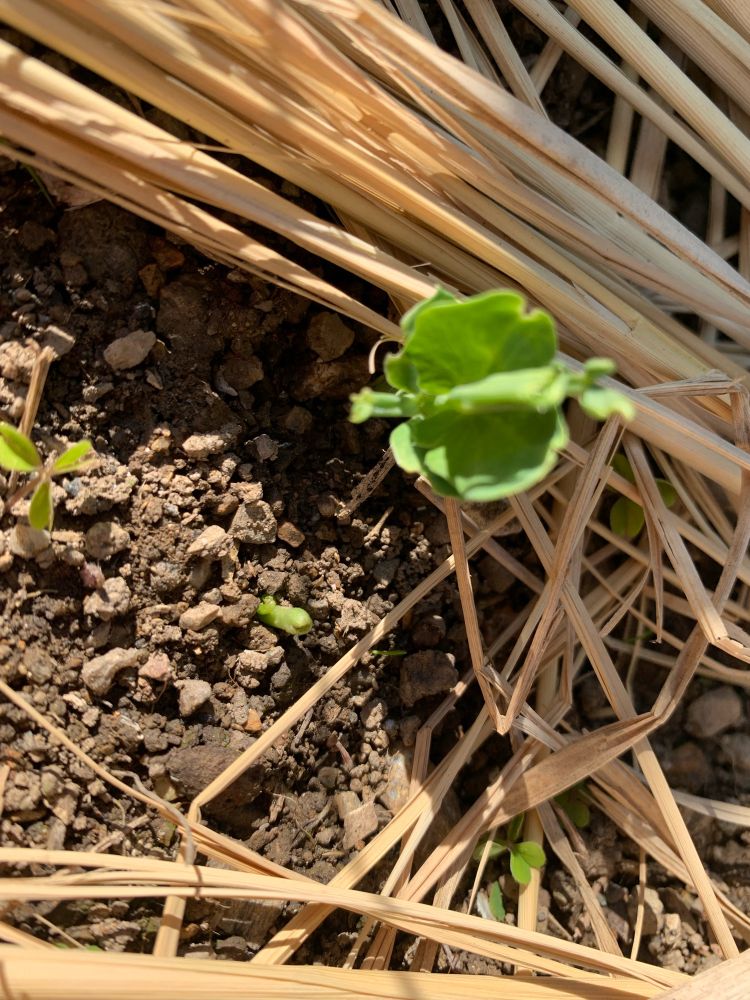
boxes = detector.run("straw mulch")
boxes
[1,1,749,997]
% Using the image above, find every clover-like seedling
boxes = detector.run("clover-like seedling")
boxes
[0,422,93,531]
[554,783,591,829]
[609,453,676,539]
[474,812,547,921]
[256,594,313,636]
[350,288,634,502]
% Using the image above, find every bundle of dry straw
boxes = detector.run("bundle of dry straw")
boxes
[1,1,749,996]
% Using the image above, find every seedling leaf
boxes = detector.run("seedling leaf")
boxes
[610,496,645,538]
[472,838,508,862]
[28,480,53,531]
[0,422,41,472]
[509,848,532,885]
[516,841,546,869]
[579,386,635,422]
[488,881,506,921]
[52,440,93,474]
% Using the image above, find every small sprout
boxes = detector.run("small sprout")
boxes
[474,812,547,920]
[256,594,313,635]
[609,453,677,539]
[554,784,591,829]
[371,648,407,657]
[350,288,634,502]
[0,422,93,531]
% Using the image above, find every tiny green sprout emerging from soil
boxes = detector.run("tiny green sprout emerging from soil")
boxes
[256,594,313,635]
[0,422,93,531]
[350,288,634,502]
[473,813,547,920]
[474,812,547,921]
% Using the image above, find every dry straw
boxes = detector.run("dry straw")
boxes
[1,0,749,996]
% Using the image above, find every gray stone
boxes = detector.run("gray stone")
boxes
[103,329,156,370]
[219,594,259,628]
[229,500,277,544]
[378,751,411,815]
[85,521,130,560]
[277,521,305,548]
[252,434,278,462]
[400,650,459,707]
[175,679,212,716]
[342,800,379,849]
[685,686,743,739]
[360,698,388,730]
[83,577,131,620]
[181,433,226,460]
[82,647,140,695]
[179,602,220,631]
[139,652,172,683]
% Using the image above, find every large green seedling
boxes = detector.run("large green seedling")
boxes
[0,422,93,531]
[350,289,634,502]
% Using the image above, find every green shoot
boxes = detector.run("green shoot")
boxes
[0,422,93,531]
[474,812,546,922]
[350,288,634,502]
[554,784,591,829]
[609,453,676,539]
[256,594,313,635]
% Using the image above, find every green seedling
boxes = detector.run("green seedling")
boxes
[0,422,93,531]
[371,648,407,657]
[554,783,591,829]
[256,594,313,636]
[350,288,634,502]
[474,812,547,921]
[609,453,677,540]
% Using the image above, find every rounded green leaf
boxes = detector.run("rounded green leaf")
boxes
[516,841,546,869]
[611,453,635,483]
[488,881,506,921]
[609,496,644,539]
[389,421,424,475]
[400,286,458,340]
[412,407,568,502]
[566,798,590,829]
[509,849,532,885]
[656,477,677,508]
[52,440,93,474]
[403,290,556,394]
[384,350,419,393]
[0,422,41,472]
[28,480,53,531]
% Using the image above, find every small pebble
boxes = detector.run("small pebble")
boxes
[229,500,277,544]
[175,679,212,716]
[83,578,131,620]
[103,329,156,370]
[399,650,459,707]
[186,524,230,560]
[8,524,49,559]
[85,521,130,560]
[82,647,140,696]
[306,312,354,361]
[139,652,172,684]
[277,521,305,548]
[179,602,220,632]
[685,686,743,739]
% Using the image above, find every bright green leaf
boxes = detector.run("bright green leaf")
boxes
[566,798,590,829]
[28,480,53,531]
[583,357,616,379]
[349,389,416,424]
[610,496,645,539]
[412,407,568,502]
[488,881,506,921]
[384,351,419,393]
[509,848,532,885]
[389,421,424,476]
[52,440,93,474]
[579,386,635,422]
[507,813,524,843]
[436,366,569,414]
[400,286,457,340]
[516,841,546,869]
[403,290,556,394]
[0,422,41,472]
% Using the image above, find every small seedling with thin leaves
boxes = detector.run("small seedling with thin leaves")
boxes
[350,288,634,502]
[474,813,546,921]
[609,453,676,539]
[0,422,93,531]
[256,594,313,635]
